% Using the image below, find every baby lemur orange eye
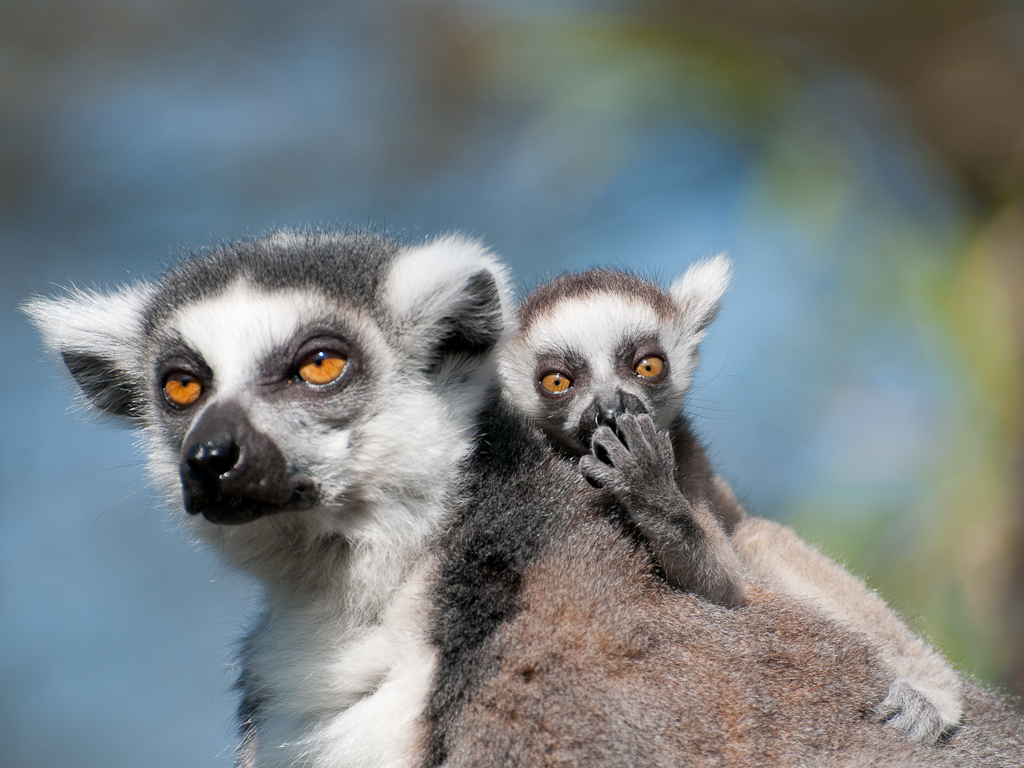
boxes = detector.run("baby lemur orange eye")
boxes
[164,371,203,407]
[298,350,348,386]
[540,372,572,394]
[635,357,664,379]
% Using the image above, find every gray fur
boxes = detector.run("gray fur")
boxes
[427,397,1024,767]
[581,413,746,608]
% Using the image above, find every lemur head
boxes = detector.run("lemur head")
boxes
[499,255,730,455]
[27,230,512,584]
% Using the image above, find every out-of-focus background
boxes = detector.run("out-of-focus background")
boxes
[3,0,1023,764]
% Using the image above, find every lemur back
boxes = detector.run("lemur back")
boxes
[426,396,1024,767]
[499,259,964,743]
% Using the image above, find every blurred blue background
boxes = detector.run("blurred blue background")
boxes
[4,1,1024,765]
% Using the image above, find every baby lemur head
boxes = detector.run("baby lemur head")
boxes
[27,230,512,583]
[499,255,731,455]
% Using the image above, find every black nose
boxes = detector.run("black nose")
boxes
[595,406,618,430]
[577,390,649,447]
[179,400,299,524]
[590,390,647,427]
[184,436,241,484]
[615,390,647,417]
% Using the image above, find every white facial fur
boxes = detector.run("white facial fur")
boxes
[169,282,316,394]
[141,281,402,583]
[500,293,686,435]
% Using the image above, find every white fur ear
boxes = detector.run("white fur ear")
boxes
[385,234,514,371]
[669,253,732,335]
[24,283,154,419]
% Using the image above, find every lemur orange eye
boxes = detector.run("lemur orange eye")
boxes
[298,350,347,386]
[635,357,664,379]
[540,372,572,394]
[164,371,203,407]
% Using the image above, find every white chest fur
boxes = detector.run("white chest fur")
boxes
[242,564,437,768]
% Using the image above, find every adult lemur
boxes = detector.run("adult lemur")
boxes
[497,257,962,742]
[29,232,1023,766]
[27,230,516,767]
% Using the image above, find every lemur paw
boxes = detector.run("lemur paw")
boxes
[869,680,961,743]
[579,413,676,509]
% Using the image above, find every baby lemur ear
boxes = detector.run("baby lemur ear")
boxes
[669,253,732,338]
[384,235,513,375]
[24,284,153,422]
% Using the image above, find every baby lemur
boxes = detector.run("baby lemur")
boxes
[498,256,963,743]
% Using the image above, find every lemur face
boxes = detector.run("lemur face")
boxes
[29,230,511,575]
[500,258,731,455]
[143,281,389,526]
[501,291,683,453]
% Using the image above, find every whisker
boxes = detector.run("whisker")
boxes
[91,484,153,524]
[140,492,163,524]
[687,405,743,415]
[100,479,146,497]
[76,460,148,483]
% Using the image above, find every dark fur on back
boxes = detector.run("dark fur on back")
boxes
[425,397,1024,767]
[425,396,576,766]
